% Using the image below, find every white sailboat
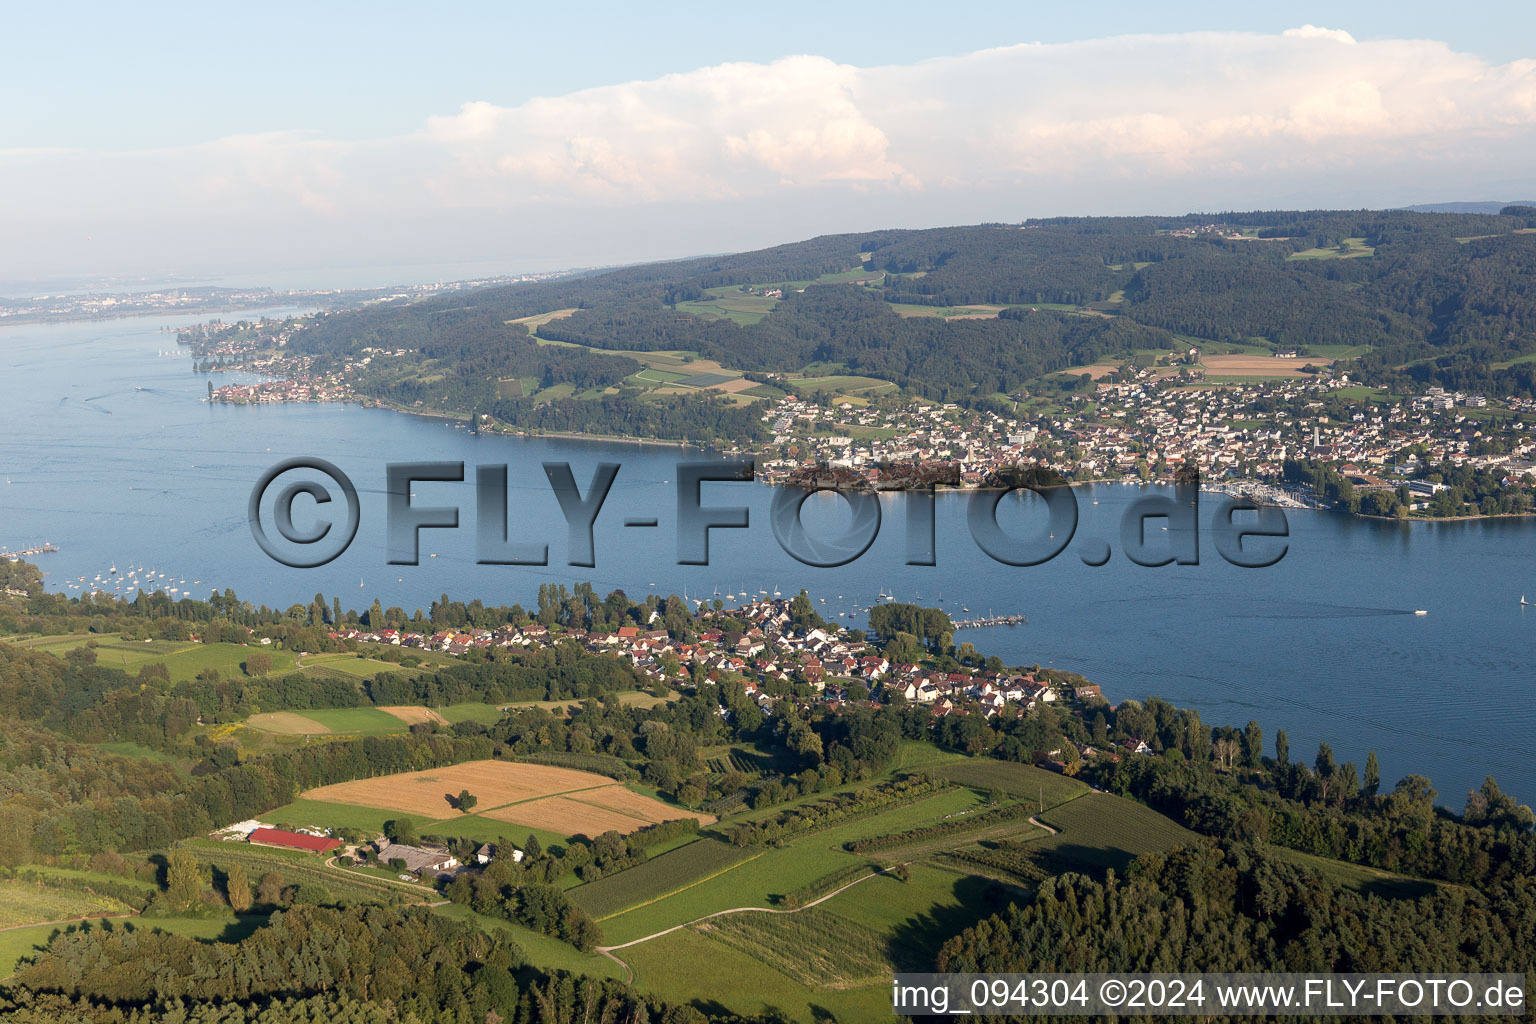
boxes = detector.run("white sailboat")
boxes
[1522,594,1530,606]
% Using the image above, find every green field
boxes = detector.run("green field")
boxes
[1269,846,1443,900]
[1286,237,1375,260]
[243,706,404,736]
[95,740,181,763]
[622,925,894,1020]
[785,374,898,397]
[437,702,508,725]
[20,636,302,683]
[931,760,1089,808]
[299,653,428,679]
[887,301,1006,319]
[1029,793,1199,874]
[298,707,407,733]
[430,903,626,980]
[620,861,1004,1020]
[598,786,982,945]
[570,839,760,920]
[675,288,779,326]
[0,879,135,928]
[695,907,889,988]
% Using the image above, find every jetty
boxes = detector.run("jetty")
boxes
[1,543,58,559]
[952,614,1026,629]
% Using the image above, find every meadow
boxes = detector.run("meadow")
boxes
[1028,792,1198,874]
[931,759,1089,807]
[694,908,889,988]
[1269,846,1444,900]
[569,839,759,920]
[0,880,135,929]
[245,706,406,736]
[595,786,983,945]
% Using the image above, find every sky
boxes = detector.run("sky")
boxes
[4,1,1535,288]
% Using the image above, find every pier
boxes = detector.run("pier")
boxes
[1,543,58,559]
[952,614,1026,629]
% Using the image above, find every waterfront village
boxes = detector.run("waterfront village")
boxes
[199,592,1110,878]
[192,317,1536,517]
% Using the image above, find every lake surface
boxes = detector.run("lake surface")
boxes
[2,312,1534,804]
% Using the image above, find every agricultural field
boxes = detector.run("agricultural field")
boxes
[377,705,447,727]
[1200,354,1331,378]
[597,786,982,945]
[22,636,299,683]
[618,861,1003,1021]
[0,880,136,929]
[586,760,1210,1020]
[621,926,895,1021]
[430,903,625,981]
[297,653,431,679]
[888,301,1007,318]
[244,706,405,736]
[304,760,613,817]
[694,908,889,988]
[499,690,676,715]
[675,287,780,325]
[484,788,711,835]
[784,374,897,398]
[1286,237,1375,260]
[1028,792,1198,874]
[570,839,759,920]
[299,760,704,835]
[931,759,1089,807]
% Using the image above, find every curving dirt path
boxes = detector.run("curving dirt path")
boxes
[1028,815,1058,835]
[594,865,897,982]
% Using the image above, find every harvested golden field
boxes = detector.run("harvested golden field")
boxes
[576,785,717,826]
[708,378,759,394]
[485,794,691,836]
[377,706,448,726]
[1202,354,1333,377]
[301,760,614,818]
[246,712,330,735]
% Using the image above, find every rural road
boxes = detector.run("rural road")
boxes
[594,865,896,982]
[593,805,1077,980]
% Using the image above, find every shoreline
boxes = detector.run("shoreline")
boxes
[210,389,1536,526]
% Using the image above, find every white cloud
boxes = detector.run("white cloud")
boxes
[3,28,1534,277]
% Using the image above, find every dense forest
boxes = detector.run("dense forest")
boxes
[283,207,1536,421]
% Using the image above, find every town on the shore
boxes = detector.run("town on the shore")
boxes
[189,315,1536,520]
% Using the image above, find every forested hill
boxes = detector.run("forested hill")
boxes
[287,207,1536,420]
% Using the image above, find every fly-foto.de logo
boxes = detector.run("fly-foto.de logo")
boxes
[247,459,1288,570]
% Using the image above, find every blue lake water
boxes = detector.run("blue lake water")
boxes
[2,311,1534,804]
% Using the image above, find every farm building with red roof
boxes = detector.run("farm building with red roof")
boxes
[248,827,342,854]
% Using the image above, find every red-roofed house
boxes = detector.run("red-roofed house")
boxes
[249,828,342,854]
